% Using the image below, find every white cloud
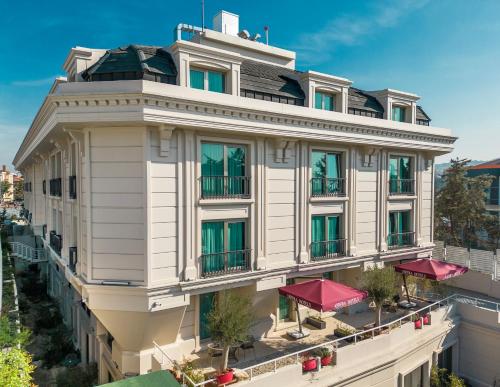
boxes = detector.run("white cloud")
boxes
[293,0,430,65]
[11,76,60,87]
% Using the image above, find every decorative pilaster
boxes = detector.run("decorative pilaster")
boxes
[255,139,267,269]
[348,148,357,256]
[298,142,309,263]
[415,153,424,247]
[379,150,388,252]
[183,130,197,281]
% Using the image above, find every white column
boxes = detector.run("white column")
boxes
[415,153,424,247]
[379,150,388,252]
[298,142,309,263]
[255,138,267,269]
[183,130,197,281]
[348,148,357,256]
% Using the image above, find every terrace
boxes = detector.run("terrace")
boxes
[152,292,496,386]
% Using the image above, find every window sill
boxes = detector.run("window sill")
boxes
[310,196,349,203]
[387,194,417,200]
[198,198,254,206]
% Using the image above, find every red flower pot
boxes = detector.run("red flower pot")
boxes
[424,313,431,325]
[414,319,422,329]
[217,369,234,385]
[321,355,332,366]
[302,358,317,372]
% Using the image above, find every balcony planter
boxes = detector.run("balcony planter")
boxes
[414,318,423,329]
[334,326,356,343]
[312,346,334,367]
[302,358,317,372]
[216,369,234,385]
[306,316,326,329]
[423,313,431,326]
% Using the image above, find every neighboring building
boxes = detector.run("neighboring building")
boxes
[14,11,457,384]
[467,158,500,221]
[1,165,15,202]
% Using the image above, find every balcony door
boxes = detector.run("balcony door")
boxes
[311,151,342,196]
[389,156,412,194]
[201,220,246,275]
[201,143,247,198]
[388,210,411,247]
[311,215,340,258]
[199,292,215,340]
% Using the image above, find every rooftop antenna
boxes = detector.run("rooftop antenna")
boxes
[264,26,269,45]
[201,0,205,31]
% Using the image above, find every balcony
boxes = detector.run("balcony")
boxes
[69,246,77,273]
[387,232,415,250]
[200,249,251,278]
[49,178,62,197]
[49,231,62,256]
[200,176,251,199]
[388,179,415,195]
[69,175,77,199]
[310,239,347,261]
[311,178,346,197]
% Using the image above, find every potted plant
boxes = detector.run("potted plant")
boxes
[301,353,317,372]
[334,325,356,342]
[313,346,334,366]
[423,312,431,325]
[362,266,397,327]
[306,315,326,329]
[207,291,253,385]
[413,314,423,329]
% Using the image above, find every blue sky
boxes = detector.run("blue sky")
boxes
[1,0,499,169]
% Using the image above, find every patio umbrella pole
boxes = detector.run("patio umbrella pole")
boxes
[402,273,411,304]
[295,300,303,334]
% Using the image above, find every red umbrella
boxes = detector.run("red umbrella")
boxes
[278,279,368,334]
[394,259,468,304]
[394,259,468,281]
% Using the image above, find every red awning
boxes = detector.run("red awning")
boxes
[278,279,368,312]
[394,258,468,281]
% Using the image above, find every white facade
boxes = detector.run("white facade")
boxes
[14,12,456,382]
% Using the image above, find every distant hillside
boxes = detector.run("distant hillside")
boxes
[434,160,484,191]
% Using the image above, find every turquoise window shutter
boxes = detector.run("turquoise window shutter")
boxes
[311,151,326,195]
[227,146,245,195]
[228,222,245,268]
[314,91,323,109]
[311,216,325,257]
[324,94,334,111]
[327,216,340,254]
[201,143,224,196]
[208,71,225,93]
[326,153,340,194]
[202,221,224,273]
[199,292,215,340]
[190,69,204,90]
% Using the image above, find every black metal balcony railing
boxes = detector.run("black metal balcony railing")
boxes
[69,246,77,273]
[42,180,46,195]
[49,231,62,256]
[201,249,251,278]
[310,239,347,261]
[49,178,62,197]
[388,179,415,195]
[200,176,251,199]
[387,232,415,249]
[311,178,346,197]
[69,175,77,199]
[42,224,47,240]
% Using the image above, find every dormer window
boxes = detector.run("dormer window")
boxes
[315,91,335,111]
[392,106,406,122]
[190,68,225,93]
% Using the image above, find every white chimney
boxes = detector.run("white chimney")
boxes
[213,10,239,36]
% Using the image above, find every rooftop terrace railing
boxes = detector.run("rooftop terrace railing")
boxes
[241,293,498,382]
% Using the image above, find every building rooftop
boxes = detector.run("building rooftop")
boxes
[468,158,500,170]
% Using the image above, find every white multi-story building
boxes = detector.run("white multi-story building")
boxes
[14,11,459,384]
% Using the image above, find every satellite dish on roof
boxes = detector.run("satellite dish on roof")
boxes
[238,30,250,39]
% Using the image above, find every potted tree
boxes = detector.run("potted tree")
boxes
[207,291,252,385]
[362,266,397,327]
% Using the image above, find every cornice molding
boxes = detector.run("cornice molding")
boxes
[14,91,456,168]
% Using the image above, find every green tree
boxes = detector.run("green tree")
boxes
[207,291,253,372]
[435,158,493,247]
[13,180,23,202]
[362,266,397,327]
[0,180,11,201]
[0,347,35,387]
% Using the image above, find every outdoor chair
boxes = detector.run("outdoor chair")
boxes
[239,335,256,360]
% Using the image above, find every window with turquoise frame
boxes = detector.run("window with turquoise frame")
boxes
[389,156,412,194]
[189,68,225,93]
[311,215,340,258]
[315,91,335,111]
[199,292,215,340]
[311,151,342,195]
[201,143,247,198]
[201,220,246,275]
[388,211,411,247]
[279,279,293,321]
[392,106,406,122]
